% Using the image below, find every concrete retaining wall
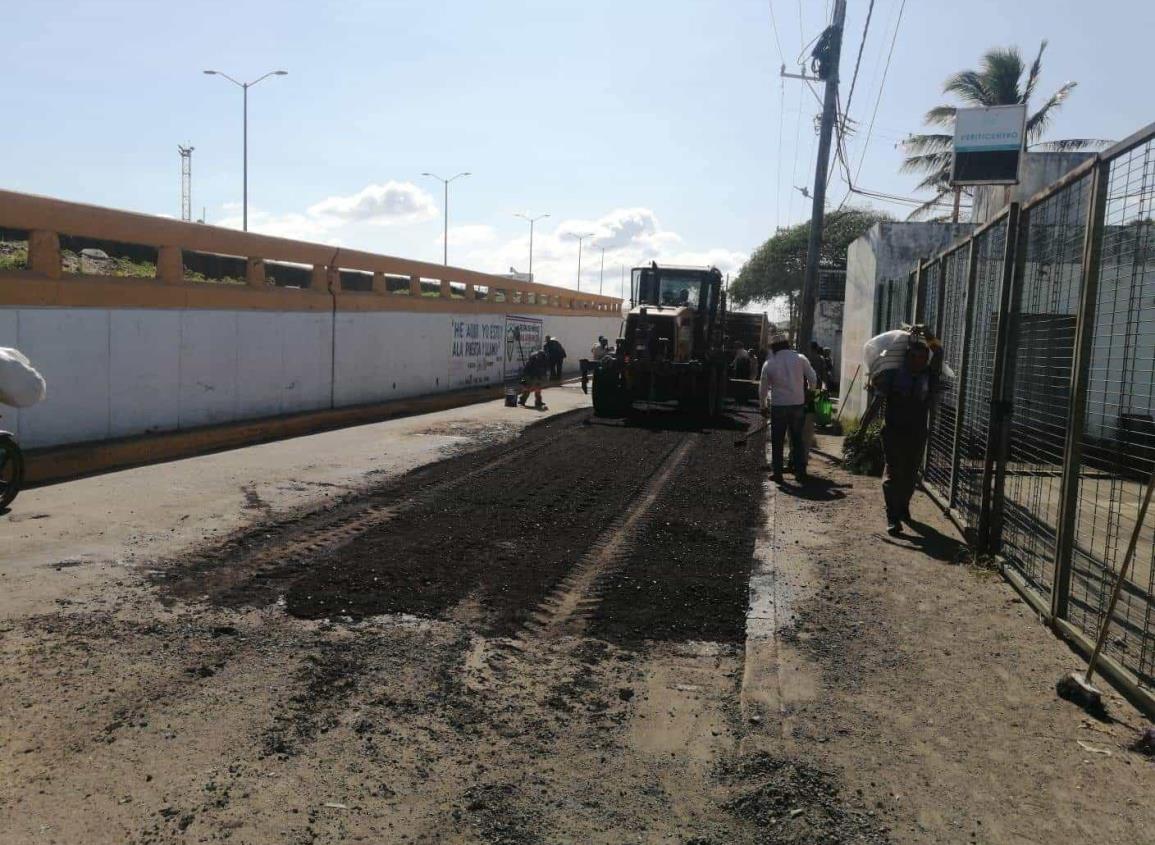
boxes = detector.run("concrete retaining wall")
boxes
[0,188,624,451]
[0,306,618,449]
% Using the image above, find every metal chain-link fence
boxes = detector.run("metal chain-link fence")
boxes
[873,122,1155,710]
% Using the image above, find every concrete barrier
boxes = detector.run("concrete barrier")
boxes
[0,188,621,453]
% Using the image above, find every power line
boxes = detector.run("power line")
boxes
[788,78,805,223]
[834,0,909,211]
[768,1,787,228]
[854,0,906,184]
[841,0,875,131]
[776,79,786,228]
[767,0,787,65]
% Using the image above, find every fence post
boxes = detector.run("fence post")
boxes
[1051,159,1109,621]
[913,260,927,323]
[934,255,949,337]
[977,203,1021,553]
[987,204,1031,555]
[28,230,61,279]
[948,237,980,509]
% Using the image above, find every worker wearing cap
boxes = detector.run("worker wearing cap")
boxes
[759,333,818,484]
[544,335,567,382]
[860,336,936,535]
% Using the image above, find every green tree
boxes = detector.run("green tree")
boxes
[902,40,1109,219]
[730,208,890,326]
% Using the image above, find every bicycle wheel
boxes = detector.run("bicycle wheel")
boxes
[0,434,24,510]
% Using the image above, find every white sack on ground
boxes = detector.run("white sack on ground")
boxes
[0,348,47,408]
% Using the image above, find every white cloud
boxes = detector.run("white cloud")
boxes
[213,181,435,243]
[214,208,338,244]
[460,206,746,296]
[308,181,436,226]
[211,194,744,297]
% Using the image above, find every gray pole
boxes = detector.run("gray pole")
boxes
[443,180,449,265]
[528,218,534,282]
[798,0,847,349]
[572,233,591,292]
[203,69,287,232]
[243,83,248,232]
[599,247,605,294]
[577,237,584,291]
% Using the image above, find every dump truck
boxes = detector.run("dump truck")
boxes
[592,263,728,417]
[723,310,772,404]
[724,311,771,358]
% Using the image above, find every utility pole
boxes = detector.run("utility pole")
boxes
[598,246,606,294]
[797,0,847,349]
[178,145,194,222]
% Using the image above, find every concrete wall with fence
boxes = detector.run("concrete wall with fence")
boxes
[840,221,975,419]
[880,122,1155,715]
[0,189,621,451]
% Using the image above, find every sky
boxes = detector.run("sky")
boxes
[4,0,1153,301]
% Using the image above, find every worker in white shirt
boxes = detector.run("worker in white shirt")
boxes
[758,333,818,483]
[580,335,611,394]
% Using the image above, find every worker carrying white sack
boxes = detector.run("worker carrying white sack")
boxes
[859,326,944,536]
[0,348,47,408]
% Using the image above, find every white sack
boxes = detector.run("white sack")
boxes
[0,347,47,408]
[863,330,910,378]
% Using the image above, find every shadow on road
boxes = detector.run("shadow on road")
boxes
[773,475,849,502]
[880,518,966,563]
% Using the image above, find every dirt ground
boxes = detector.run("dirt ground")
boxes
[2,406,1154,844]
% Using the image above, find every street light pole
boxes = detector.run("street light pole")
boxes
[514,212,549,283]
[574,232,594,291]
[202,69,288,232]
[598,246,606,294]
[422,172,471,265]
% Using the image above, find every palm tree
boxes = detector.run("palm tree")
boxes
[902,40,1109,220]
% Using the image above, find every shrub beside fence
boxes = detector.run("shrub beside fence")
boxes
[879,122,1155,713]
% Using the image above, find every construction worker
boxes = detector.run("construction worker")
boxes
[860,336,936,536]
[731,341,753,380]
[544,335,567,382]
[580,336,611,394]
[807,340,829,390]
[518,346,550,410]
[822,347,837,392]
[759,333,818,484]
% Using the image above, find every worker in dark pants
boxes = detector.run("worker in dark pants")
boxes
[544,335,567,382]
[861,338,936,536]
[580,336,610,394]
[518,347,550,410]
[758,333,818,484]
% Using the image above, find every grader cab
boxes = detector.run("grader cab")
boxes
[592,263,728,417]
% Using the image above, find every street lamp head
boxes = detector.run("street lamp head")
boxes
[203,70,217,75]
[274,70,288,76]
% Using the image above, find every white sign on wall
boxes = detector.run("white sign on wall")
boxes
[951,104,1026,185]
[502,315,543,381]
[448,316,505,388]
